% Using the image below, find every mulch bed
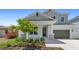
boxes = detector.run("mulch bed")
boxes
[1,47,64,50]
[0,44,64,50]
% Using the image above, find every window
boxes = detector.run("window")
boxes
[61,17,64,22]
[51,16,56,19]
[34,27,38,34]
[30,32,33,34]
[36,12,39,17]
[53,16,56,19]
[30,27,38,35]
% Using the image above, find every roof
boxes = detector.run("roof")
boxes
[70,16,79,23]
[0,26,7,29]
[24,9,72,25]
[43,9,58,14]
[24,12,55,21]
[43,9,69,15]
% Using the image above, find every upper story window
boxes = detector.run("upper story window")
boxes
[51,16,56,19]
[36,12,39,17]
[61,17,64,22]
[53,16,56,19]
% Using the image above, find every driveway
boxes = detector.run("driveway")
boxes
[45,39,79,50]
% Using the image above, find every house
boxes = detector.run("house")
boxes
[0,26,7,37]
[70,16,79,38]
[0,25,17,38]
[18,9,79,39]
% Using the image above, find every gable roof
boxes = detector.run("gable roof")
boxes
[43,9,58,15]
[24,9,69,22]
[24,12,54,21]
[70,16,79,23]
[43,9,58,13]
[43,9,69,18]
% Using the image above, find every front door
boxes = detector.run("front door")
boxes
[42,26,47,37]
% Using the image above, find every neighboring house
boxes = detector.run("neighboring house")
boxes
[70,16,79,38]
[0,26,7,37]
[18,9,79,39]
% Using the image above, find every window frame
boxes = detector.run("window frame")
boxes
[61,17,64,22]
[34,27,38,35]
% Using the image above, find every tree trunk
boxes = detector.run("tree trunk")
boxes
[26,32,29,39]
[24,32,29,39]
[24,32,26,39]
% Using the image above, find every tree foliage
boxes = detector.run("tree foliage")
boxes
[16,18,34,33]
[16,18,34,39]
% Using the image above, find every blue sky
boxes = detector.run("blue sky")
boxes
[0,9,79,26]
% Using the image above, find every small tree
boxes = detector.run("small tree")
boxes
[16,18,34,39]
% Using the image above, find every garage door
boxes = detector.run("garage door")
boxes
[53,30,70,39]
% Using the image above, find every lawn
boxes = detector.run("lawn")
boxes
[0,38,9,44]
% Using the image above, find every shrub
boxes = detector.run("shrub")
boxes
[40,37,45,41]
[34,39,40,43]
[28,39,33,43]
[17,41,24,47]
[5,32,17,39]
[15,37,27,42]
[40,37,45,43]
[31,40,35,46]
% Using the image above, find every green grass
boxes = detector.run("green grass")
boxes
[0,38,20,49]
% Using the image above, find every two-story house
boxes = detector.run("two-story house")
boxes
[18,9,79,39]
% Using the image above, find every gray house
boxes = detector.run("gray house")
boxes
[18,9,79,39]
[0,26,7,37]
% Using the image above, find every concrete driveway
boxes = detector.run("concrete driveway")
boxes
[45,39,79,50]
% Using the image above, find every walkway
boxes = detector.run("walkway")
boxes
[45,39,79,50]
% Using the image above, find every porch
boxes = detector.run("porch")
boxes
[29,21,56,39]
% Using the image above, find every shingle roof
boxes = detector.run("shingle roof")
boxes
[70,16,79,23]
[24,12,55,21]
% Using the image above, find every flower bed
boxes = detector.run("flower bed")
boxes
[0,37,45,49]
[0,37,64,50]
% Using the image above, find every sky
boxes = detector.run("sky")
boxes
[0,9,79,26]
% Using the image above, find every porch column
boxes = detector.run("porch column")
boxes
[48,25,54,39]
[50,24,54,35]
[38,26,43,38]
[47,25,51,38]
